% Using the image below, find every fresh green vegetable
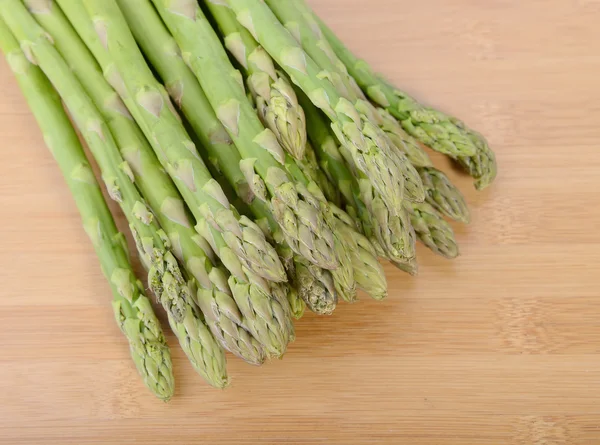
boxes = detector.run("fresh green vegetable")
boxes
[304,5,478,159]
[204,0,307,160]
[5,0,230,387]
[419,167,471,224]
[227,0,408,214]
[37,0,266,368]
[0,14,174,400]
[148,0,339,272]
[376,107,471,223]
[406,202,460,259]
[300,88,417,266]
[451,118,498,190]
[82,0,287,285]
[112,0,295,358]
[264,0,425,204]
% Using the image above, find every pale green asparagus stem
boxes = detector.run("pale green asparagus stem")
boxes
[246,197,338,315]
[128,12,335,315]
[300,87,417,267]
[406,202,459,259]
[310,102,455,261]
[304,6,478,159]
[300,143,341,206]
[81,0,286,285]
[378,107,471,223]
[377,107,433,168]
[36,0,265,368]
[450,118,498,190]
[148,0,338,273]
[264,0,425,204]
[286,287,306,320]
[197,0,355,302]
[5,0,231,386]
[0,16,174,400]
[227,0,408,214]
[63,0,270,291]
[114,0,293,357]
[327,204,388,301]
[306,2,497,188]
[205,0,307,160]
[419,167,470,224]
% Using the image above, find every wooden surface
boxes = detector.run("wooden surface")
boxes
[1,0,599,443]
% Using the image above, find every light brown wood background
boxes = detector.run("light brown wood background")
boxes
[0,0,599,443]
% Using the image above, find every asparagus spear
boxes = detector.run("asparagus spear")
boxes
[145,0,338,273]
[246,196,338,315]
[264,0,425,204]
[377,107,471,223]
[0,16,174,400]
[303,96,458,261]
[327,204,388,301]
[81,0,287,286]
[406,202,459,259]
[285,287,306,320]
[36,0,266,366]
[204,0,307,161]
[3,0,233,387]
[226,0,407,215]
[451,118,498,191]
[110,0,293,357]
[303,7,477,159]
[299,142,341,206]
[419,167,470,224]
[196,1,357,302]
[120,3,336,314]
[300,88,417,266]
[377,107,433,168]
[306,3,497,189]
[116,1,335,314]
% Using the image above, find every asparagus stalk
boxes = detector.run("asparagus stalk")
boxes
[36,0,266,367]
[120,4,335,314]
[303,96,458,261]
[201,1,357,302]
[204,0,307,160]
[303,6,477,159]
[299,143,341,207]
[419,167,470,224]
[406,202,459,259]
[450,118,498,191]
[306,3,497,189]
[112,0,293,357]
[245,196,338,315]
[327,204,388,301]
[300,88,417,266]
[146,0,339,273]
[227,0,408,215]
[377,107,433,168]
[285,287,306,320]
[3,0,232,387]
[0,16,174,400]
[377,107,471,223]
[116,3,335,314]
[81,0,287,286]
[264,0,425,204]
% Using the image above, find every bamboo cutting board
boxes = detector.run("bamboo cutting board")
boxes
[1,1,599,444]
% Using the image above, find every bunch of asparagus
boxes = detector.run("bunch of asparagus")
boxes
[0,0,497,399]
